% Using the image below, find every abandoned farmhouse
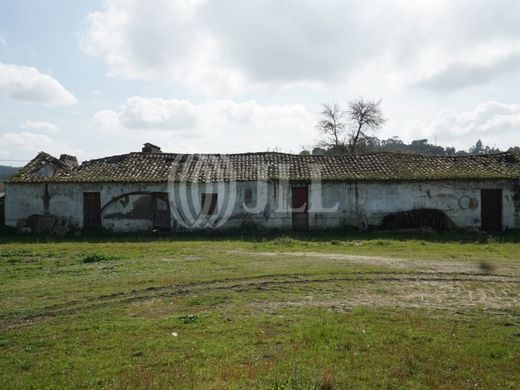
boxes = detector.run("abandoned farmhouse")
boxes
[4,144,520,233]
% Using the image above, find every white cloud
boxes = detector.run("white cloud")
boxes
[81,0,245,95]
[81,0,520,96]
[21,120,60,133]
[92,110,121,128]
[120,97,198,129]
[199,99,315,152]
[93,97,520,154]
[92,97,316,153]
[401,102,520,150]
[0,63,77,105]
[0,132,83,162]
[415,52,520,91]
[0,35,6,47]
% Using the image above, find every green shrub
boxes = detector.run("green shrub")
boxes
[81,253,110,264]
[178,314,198,324]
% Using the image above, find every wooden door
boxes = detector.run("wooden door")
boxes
[83,192,101,230]
[201,193,218,215]
[481,189,502,231]
[152,192,171,230]
[292,187,309,231]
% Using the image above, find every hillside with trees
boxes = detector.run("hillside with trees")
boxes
[311,98,517,156]
[0,165,19,182]
[307,137,514,157]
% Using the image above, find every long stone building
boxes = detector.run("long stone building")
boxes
[4,144,520,233]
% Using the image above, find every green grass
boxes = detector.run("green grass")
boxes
[1,231,520,388]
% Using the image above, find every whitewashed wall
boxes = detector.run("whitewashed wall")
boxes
[5,179,520,231]
[307,181,520,230]
[5,183,168,231]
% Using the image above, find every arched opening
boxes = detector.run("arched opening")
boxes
[100,192,171,232]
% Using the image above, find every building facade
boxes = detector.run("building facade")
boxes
[5,146,520,233]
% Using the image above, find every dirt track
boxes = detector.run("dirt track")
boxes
[2,251,519,329]
[227,250,520,315]
[227,249,520,275]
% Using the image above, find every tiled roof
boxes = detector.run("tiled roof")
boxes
[8,151,520,183]
[9,152,72,182]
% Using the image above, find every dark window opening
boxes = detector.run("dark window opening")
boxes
[201,193,218,215]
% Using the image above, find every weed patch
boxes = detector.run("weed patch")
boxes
[270,236,305,247]
[178,314,198,324]
[80,253,111,264]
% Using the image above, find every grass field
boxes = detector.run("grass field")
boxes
[1,231,520,389]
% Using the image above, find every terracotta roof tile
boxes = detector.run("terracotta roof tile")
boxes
[8,151,520,183]
[9,152,72,182]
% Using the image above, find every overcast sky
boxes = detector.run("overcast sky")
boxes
[1,0,520,164]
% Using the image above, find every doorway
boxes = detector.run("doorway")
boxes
[151,192,171,230]
[292,186,309,231]
[83,192,101,230]
[481,189,502,231]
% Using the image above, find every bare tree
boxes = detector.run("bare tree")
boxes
[347,97,386,153]
[316,103,346,149]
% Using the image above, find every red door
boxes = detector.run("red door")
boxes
[292,187,309,231]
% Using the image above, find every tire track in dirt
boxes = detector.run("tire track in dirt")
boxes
[226,250,520,274]
[1,271,518,329]
[253,279,520,315]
